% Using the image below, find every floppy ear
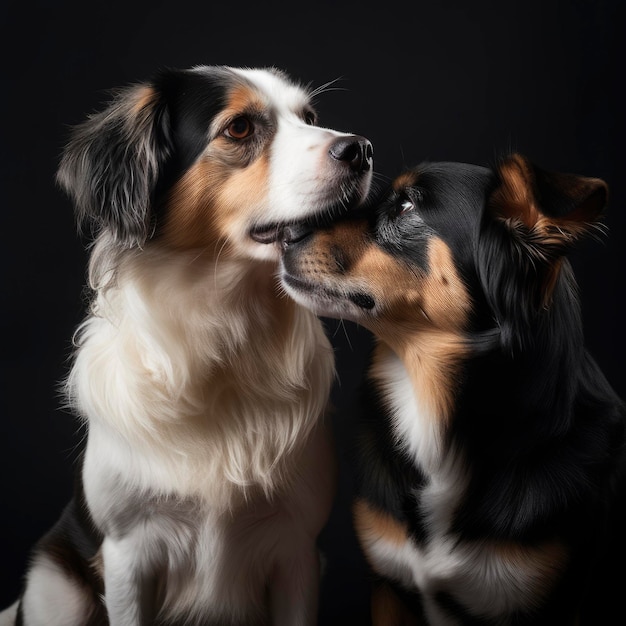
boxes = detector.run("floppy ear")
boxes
[488,153,608,260]
[478,154,608,351]
[56,84,172,248]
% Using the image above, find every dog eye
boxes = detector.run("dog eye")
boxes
[397,189,423,215]
[303,109,317,125]
[225,116,254,139]
[400,199,414,213]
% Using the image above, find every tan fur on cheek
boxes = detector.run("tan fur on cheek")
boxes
[159,158,227,251]
[364,238,470,338]
[365,239,471,422]
[159,151,270,253]
[291,227,472,421]
[420,239,472,330]
[213,153,270,239]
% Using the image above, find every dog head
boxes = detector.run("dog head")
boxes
[279,153,607,353]
[56,65,373,261]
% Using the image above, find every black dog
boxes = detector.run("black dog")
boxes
[278,153,626,624]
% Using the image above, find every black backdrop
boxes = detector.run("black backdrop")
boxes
[1,1,624,623]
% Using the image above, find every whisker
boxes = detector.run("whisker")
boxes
[213,237,230,291]
[339,319,354,352]
[308,76,345,100]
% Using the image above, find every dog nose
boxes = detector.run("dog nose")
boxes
[281,223,313,247]
[329,135,373,173]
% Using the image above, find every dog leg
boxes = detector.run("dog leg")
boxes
[101,536,159,626]
[18,555,93,626]
[269,545,321,626]
[0,601,18,626]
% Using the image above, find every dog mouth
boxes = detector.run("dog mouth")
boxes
[249,223,285,245]
[249,208,345,246]
[249,182,372,246]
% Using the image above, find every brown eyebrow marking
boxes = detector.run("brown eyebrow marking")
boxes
[393,170,420,191]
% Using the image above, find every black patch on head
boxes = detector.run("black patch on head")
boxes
[404,163,492,268]
[368,163,495,333]
[151,66,233,200]
[373,163,492,279]
[373,187,433,272]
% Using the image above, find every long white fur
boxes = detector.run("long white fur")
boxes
[2,66,372,626]
[72,244,333,503]
[69,243,337,624]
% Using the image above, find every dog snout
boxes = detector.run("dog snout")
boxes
[329,135,373,173]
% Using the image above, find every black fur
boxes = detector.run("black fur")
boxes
[55,66,238,248]
[365,157,625,622]
[282,154,626,624]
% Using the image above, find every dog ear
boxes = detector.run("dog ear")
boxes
[479,155,608,351]
[56,84,172,248]
[488,153,608,260]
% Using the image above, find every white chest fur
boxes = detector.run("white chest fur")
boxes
[70,249,334,502]
[369,349,556,623]
[67,248,336,622]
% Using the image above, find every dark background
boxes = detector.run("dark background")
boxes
[1,1,624,623]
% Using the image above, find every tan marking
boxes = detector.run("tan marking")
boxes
[210,84,267,136]
[391,239,470,420]
[159,158,226,252]
[304,226,470,336]
[159,147,270,254]
[393,171,420,192]
[354,237,470,420]
[417,238,471,330]
[226,84,267,116]
[158,80,273,254]
[491,155,602,308]
[213,151,270,239]
[490,154,540,228]
[131,85,158,115]
[371,581,426,626]
[296,221,470,421]
[397,332,467,421]
[492,154,605,244]
[490,156,607,315]
[353,498,410,551]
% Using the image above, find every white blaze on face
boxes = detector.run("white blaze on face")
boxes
[231,68,372,260]
[267,121,354,221]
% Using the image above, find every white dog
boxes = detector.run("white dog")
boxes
[1,65,372,626]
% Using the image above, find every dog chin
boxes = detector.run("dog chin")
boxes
[280,273,374,322]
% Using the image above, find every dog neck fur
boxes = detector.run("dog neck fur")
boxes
[66,236,334,510]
